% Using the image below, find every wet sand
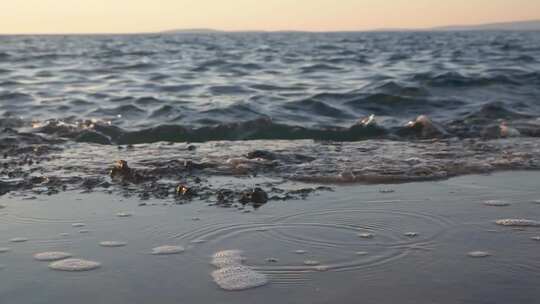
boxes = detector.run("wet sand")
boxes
[1,171,540,303]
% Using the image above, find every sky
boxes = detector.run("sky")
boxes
[1,0,539,34]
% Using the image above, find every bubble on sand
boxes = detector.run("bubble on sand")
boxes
[495,219,540,227]
[303,260,321,266]
[33,251,72,261]
[404,232,419,238]
[484,200,510,207]
[468,251,491,258]
[151,245,185,255]
[358,233,374,239]
[10,237,28,243]
[294,250,307,254]
[212,265,268,291]
[212,250,244,268]
[72,223,86,228]
[116,212,132,218]
[0,247,11,253]
[99,241,127,247]
[48,258,101,271]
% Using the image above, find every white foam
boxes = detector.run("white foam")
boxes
[212,250,244,268]
[116,212,132,218]
[467,251,491,258]
[212,265,268,291]
[72,223,86,227]
[358,233,374,239]
[151,245,185,255]
[9,237,28,243]
[33,251,72,261]
[484,200,510,207]
[48,258,101,271]
[0,247,11,253]
[99,241,127,247]
[495,219,540,227]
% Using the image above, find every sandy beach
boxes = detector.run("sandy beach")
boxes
[1,171,540,303]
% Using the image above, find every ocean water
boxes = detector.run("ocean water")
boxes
[1,32,540,196]
[0,31,539,143]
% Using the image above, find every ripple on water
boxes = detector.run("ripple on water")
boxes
[484,200,510,207]
[48,258,101,271]
[10,238,28,243]
[151,245,185,255]
[0,247,11,253]
[303,260,321,266]
[358,233,374,239]
[212,265,269,291]
[99,241,127,247]
[495,219,540,227]
[72,223,86,227]
[33,251,72,261]
[468,251,491,258]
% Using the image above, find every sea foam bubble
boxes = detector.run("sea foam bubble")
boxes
[151,245,185,255]
[495,219,540,227]
[33,251,72,261]
[48,258,101,271]
[212,265,268,291]
[211,250,244,268]
[99,241,127,247]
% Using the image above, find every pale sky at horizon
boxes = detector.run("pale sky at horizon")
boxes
[1,0,539,34]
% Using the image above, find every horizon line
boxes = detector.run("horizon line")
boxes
[0,18,539,36]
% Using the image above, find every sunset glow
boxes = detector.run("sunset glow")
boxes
[1,0,539,34]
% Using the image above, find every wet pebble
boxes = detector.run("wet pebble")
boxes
[33,251,72,261]
[151,245,185,255]
[48,258,101,271]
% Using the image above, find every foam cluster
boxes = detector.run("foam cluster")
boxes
[495,219,540,227]
[211,250,268,291]
[48,258,101,271]
[33,251,72,261]
[151,245,185,255]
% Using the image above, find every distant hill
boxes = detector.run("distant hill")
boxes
[432,20,540,31]
[161,28,222,34]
